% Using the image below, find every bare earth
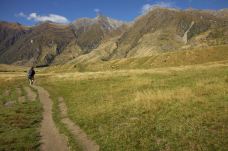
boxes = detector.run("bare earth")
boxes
[59,97,100,151]
[33,85,68,151]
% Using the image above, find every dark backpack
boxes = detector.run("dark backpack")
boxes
[28,69,34,78]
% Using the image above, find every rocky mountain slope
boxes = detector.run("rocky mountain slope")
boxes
[0,22,75,65]
[67,8,228,66]
[71,15,125,51]
[0,15,126,66]
[0,8,227,66]
[109,8,228,59]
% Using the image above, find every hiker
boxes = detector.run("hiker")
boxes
[28,67,35,85]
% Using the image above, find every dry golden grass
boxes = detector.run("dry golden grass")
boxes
[39,61,228,151]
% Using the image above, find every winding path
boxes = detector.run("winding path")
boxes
[32,85,68,151]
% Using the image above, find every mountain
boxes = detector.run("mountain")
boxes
[53,15,127,65]
[0,8,227,66]
[0,22,30,56]
[108,8,228,59]
[70,15,126,53]
[0,15,126,66]
[68,8,228,65]
[0,22,75,66]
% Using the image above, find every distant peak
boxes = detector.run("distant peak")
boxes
[96,11,103,17]
[95,13,108,21]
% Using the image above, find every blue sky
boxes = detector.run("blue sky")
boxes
[0,0,227,25]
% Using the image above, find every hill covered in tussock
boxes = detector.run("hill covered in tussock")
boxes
[109,8,228,59]
[0,8,227,67]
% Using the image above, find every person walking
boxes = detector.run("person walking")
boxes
[28,67,35,85]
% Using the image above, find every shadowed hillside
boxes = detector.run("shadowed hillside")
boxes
[0,8,227,67]
[0,16,127,66]
[0,22,75,66]
[110,8,228,59]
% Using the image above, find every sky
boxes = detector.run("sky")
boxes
[0,0,228,25]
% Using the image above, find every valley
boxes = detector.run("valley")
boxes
[0,7,228,151]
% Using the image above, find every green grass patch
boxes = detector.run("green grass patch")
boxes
[0,79,42,151]
[40,64,228,151]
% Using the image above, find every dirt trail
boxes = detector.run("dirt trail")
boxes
[24,86,36,101]
[32,85,68,151]
[59,97,100,151]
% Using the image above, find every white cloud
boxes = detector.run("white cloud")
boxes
[16,12,69,24]
[141,1,175,14]
[16,12,26,17]
[94,8,100,13]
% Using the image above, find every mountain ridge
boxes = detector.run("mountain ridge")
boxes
[0,8,227,66]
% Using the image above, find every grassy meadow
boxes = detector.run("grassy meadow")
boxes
[39,62,228,151]
[0,76,42,150]
[45,44,228,73]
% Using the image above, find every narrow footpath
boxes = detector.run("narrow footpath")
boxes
[33,85,68,151]
[59,97,100,151]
